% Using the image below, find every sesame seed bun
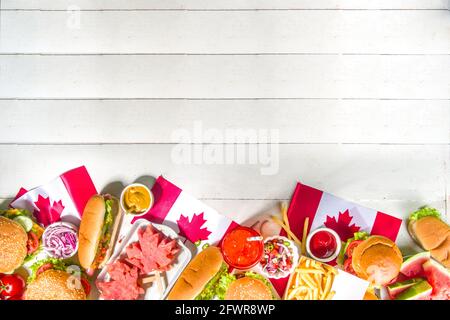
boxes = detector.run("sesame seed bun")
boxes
[225,277,273,300]
[0,216,28,273]
[25,269,86,300]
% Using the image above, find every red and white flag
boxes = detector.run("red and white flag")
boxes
[10,166,97,227]
[132,176,239,253]
[271,182,403,295]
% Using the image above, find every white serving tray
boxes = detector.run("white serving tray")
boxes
[97,219,192,300]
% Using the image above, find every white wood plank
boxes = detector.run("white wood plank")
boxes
[0,144,446,204]
[2,0,447,10]
[1,55,449,99]
[2,11,449,54]
[0,100,449,144]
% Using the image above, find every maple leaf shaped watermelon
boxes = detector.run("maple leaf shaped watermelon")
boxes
[125,225,179,273]
[324,209,361,241]
[177,212,212,244]
[33,194,65,226]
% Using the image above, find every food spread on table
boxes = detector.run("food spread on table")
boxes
[0,166,448,300]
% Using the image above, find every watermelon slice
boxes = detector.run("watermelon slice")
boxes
[387,278,423,299]
[423,259,450,300]
[400,251,430,278]
[395,280,432,300]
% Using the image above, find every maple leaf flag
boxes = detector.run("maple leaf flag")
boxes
[10,166,97,226]
[270,182,403,296]
[132,176,238,253]
[177,213,212,244]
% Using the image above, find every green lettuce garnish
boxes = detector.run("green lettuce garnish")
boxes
[0,208,31,219]
[102,199,114,237]
[28,258,67,283]
[195,263,232,300]
[24,245,43,263]
[215,272,236,300]
[409,207,441,222]
[337,231,369,266]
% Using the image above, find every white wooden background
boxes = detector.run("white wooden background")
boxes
[0,0,449,252]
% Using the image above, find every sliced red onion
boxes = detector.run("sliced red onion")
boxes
[42,222,79,259]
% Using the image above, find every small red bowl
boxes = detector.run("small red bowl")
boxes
[221,226,264,270]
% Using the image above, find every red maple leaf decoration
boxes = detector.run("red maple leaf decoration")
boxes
[125,225,179,273]
[177,212,211,244]
[323,209,361,242]
[33,195,65,226]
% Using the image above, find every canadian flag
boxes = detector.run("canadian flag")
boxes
[271,182,403,295]
[133,176,239,253]
[10,166,97,227]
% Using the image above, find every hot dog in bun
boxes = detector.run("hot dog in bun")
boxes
[78,195,123,274]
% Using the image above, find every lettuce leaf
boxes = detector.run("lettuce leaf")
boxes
[215,272,236,300]
[337,231,369,266]
[0,208,31,219]
[409,207,441,222]
[101,199,114,238]
[195,263,232,300]
[28,258,67,283]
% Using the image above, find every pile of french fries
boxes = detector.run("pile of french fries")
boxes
[286,256,337,300]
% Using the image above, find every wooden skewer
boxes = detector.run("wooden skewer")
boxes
[140,271,167,299]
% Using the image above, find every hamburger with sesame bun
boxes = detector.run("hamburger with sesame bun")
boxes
[0,209,44,273]
[224,273,276,300]
[24,258,90,300]
[25,269,86,300]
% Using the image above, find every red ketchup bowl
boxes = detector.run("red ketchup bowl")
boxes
[220,226,264,270]
[306,227,341,263]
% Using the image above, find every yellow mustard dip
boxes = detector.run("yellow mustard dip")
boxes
[123,186,151,213]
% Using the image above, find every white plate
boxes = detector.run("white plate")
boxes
[97,219,192,300]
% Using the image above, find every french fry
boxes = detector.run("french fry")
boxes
[296,268,325,275]
[280,202,291,240]
[271,215,302,247]
[301,217,309,255]
[326,291,336,300]
[286,256,337,301]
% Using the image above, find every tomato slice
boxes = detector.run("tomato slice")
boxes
[36,263,53,277]
[343,258,355,275]
[80,277,91,296]
[345,240,362,258]
[26,231,39,254]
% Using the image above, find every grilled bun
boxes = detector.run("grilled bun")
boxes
[408,216,450,268]
[352,236,402,286]
[167,246,224,300]
[0,216,28,273]
[225,277,273,300]
[25,269,86,300]
[78,195,106,269]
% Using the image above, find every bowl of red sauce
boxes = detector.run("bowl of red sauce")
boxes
[306,227,341,263]
[220,226,264,270]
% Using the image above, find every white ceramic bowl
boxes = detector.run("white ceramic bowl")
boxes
[42,221,79,259]
[120,183,154,217]
[260,236,299,279]
[306,227,341,263]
